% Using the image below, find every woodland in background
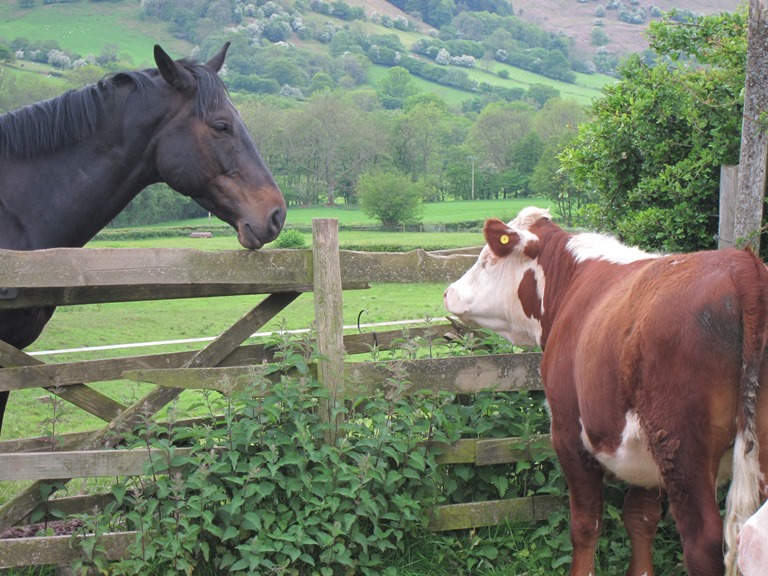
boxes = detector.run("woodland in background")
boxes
[0,3,750,253]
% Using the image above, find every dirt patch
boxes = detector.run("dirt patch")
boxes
[513,0,740,60]
[345,0,426,25]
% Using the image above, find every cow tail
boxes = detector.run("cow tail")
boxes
[724,250,768,574]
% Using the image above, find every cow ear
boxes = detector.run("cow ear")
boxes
[484,218,520,258]
[154,44,194,92]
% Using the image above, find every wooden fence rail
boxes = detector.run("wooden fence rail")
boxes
[0,219,557,570]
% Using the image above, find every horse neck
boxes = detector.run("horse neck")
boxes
[0,89,165,250]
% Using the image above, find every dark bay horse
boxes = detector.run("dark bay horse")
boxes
[0,43,286,432]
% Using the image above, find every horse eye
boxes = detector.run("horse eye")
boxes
[212,122,230,133]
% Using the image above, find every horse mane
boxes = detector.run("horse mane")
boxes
[0,57,228,160]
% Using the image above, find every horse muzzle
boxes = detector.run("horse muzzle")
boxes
[237,204,286,250]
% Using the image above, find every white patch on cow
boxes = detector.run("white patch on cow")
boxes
[580,411,661,489]
[567,232,657,265]
[738,500,768,576]
[535,262,546,318]
[512,206,552,229]
[444,246,544,347]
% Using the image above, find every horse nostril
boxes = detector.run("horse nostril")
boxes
[269,206,286,236]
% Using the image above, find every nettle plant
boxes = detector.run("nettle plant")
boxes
[75,327,572,575]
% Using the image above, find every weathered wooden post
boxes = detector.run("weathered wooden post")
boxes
[312,218,345,442]
[719,165,739,249]
[734,0,768,251]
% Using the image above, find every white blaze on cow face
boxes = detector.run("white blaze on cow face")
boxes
[444,207,549,347]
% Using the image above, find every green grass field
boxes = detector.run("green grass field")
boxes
[91,199,552,250]
[0,1,192,64]
[152,198,552,228]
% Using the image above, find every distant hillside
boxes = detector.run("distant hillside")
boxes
[0,0,615,108]
[512,0,741,62]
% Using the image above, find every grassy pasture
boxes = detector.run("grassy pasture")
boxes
[158,198,552,228]
[0,1,192,64]
[366,62,610,107]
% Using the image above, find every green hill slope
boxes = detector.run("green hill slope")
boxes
[0,1,190,66]
[0,0,613,105]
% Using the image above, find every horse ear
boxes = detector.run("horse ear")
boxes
[154,44,194,92]
[204,42,231,73]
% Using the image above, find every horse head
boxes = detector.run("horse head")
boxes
[152,43,286,249]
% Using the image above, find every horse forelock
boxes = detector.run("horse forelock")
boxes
[0,58,229,159]
[180,58,231,118]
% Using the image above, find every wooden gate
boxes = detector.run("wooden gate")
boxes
[0,219,557,569]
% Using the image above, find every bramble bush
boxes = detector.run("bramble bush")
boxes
[61,328,689,575]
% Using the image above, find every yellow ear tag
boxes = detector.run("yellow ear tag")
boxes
[499,235,510,245]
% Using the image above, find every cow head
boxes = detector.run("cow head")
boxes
[444,207,551,347]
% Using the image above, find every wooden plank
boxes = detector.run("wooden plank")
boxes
[0,448,193,481]
[0,246,471,308]
[50,384,126,422]
[344,323,453,355]
[122,353,543,396]
[344,353,543,395]
[23,493,115,524]
[0,531,137,569]
[0,283,367,309]
[475,435,554,466]
[184,292,300,369]
[0,324,455,393]
[340,250,475,284]
[0,431,95,454]
[122,365,283,392]
[431,435,554,466]
[0,248,314,289]
[0,340,126,421]
[428,494,563,532]
[0,415,224,454]
[432,439,477,465]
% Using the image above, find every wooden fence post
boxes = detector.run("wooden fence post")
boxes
[734,0,768,251]
[719,164,739,249]
[312,219,345,442]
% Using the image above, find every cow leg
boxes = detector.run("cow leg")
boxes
[553,431,605,576]
[622,486,662,576]
[666,480,724,576]
[564,462,604,575]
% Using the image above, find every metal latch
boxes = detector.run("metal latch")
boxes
[0,287,19,300]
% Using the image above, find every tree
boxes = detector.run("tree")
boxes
[284,90,390,205]
[469,101,535,172]
[394,94,450,180]
[561,9,746,252]
[357,170,424,229]
[376,66,418,108]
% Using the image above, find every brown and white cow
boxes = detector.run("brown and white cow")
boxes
[444,207,768,576]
